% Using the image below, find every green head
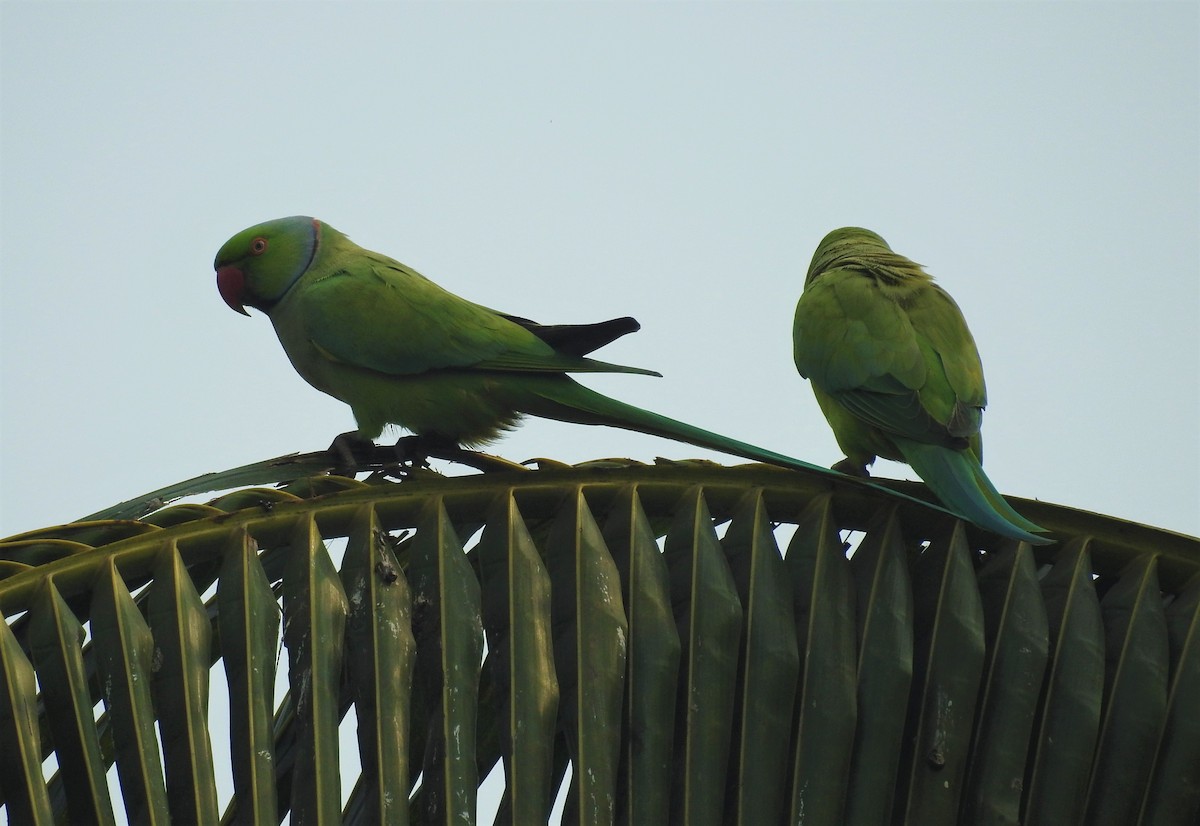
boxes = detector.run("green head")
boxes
[805,227,892,284]
[214,216,323,314]
[804,226,931,288]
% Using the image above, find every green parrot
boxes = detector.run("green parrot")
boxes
[792,227,1051,545]
[214,215,824,473]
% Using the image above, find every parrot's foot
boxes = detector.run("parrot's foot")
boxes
[390,434,460,469]
[392,435,530,475]
[327,432,379,476]
[832,458,871,477]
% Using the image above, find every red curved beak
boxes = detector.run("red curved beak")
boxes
[216,265,250,315]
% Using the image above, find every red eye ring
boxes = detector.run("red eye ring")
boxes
[250,237,268,255]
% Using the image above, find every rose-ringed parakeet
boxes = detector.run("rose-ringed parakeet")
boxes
[214,215,824,473]
[792,227,1051,545]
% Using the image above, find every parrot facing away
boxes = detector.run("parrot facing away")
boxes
[214,215,826,474]
[792,227,1051,545]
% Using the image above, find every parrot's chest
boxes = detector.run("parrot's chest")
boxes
[267,309,339,396]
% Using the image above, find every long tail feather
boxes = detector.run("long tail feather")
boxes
[968,463,1047,534]
[894,437,1052,545]
[518,378,833,475]
[515,378,1043,535]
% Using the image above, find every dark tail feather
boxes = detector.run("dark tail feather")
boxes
[895,438,1052,545]
[503,315,643,357]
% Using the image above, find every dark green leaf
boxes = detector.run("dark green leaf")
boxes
[281,515,349,824]
[785,493,857,825]
[664,487,743,825]
[1084,554,1169,826]
[1024,538,1105,826]
[90,555,170,825]
[720,489,797,826]
[543,487,626,825]
[27,578,117,825]
[1140,572,1200,825]
[0,609,53,824]
[844,508,913,826]
[407,497,483,825]
[896,522,985,825]
[475,492,557,824]
[602,485,680,826]
[961,541,1050,826]
[341,504,418,826]
[216,527,280,825]
[147,542,219,824]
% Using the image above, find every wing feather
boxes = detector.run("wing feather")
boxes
[298,254,658,377]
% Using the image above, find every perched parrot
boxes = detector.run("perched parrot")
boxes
[792,227,1050,545]
[214,215,824,473]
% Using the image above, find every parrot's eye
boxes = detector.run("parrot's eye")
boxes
[250,237,269,255]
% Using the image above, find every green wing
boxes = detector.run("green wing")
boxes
[296,252,659,377]
[905,280,987,438]
[794,267,984,450]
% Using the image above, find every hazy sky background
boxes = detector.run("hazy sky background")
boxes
[4,3,1197,540]
[1,1,1197,819]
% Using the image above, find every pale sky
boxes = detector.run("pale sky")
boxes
[1,4,1196,535]
[2,2,1198,820]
